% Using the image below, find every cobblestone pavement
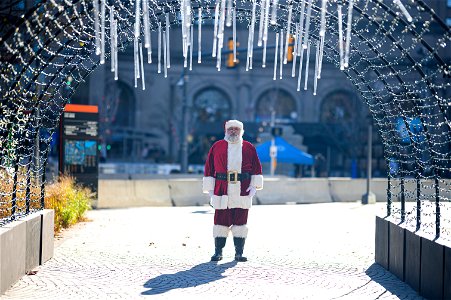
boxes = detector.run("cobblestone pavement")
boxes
[3,203,424,300]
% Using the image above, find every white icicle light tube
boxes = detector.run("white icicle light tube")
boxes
[292,22,299,77]
[297,46,304,91]
[113,20,118,80]
[134,0,141,39]
[163,30,167,78]
[304,42,310,90]
[198,7,202,63]
[212,0,219,57]
[297,0,306,56]
[217,0,226,70]
[189,24,193,70]
[143,0,150,48]
[139,42,145,90]
[318,35,325,79]
[279,29,284,79]
[302,0,313,50]
[233,7,237,62]
[338,4,344,70]
[344,0,354,68]
[94,0,100,55]
[273,32,279,80]
[393,0,413,22]
[263,0,270,42]
[134,38,139,87]
[247,0,256,68]
[226,0,233,27]
[158,23,161,73]
[319,0,327,37]
[100,0,105,64]
[270,0,278,25]
[284,5,293,64]
[110,6,114,72]
[166,13,170,68]
[257,0,265,47]
[313,42,319,95]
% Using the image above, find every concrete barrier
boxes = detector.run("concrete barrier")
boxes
[24,213,41,272]
[97,179,172,208]
[0,210,54,295]
[168,178,206,206]
[0,220,26,295]
[329,178,388,202]
[95,177,451,208]
[41,210,54,264]
[257,177,332,204]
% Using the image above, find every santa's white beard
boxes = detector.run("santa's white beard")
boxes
[225,133,241,143]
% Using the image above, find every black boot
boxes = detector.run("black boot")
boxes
[233,237,247,262]
[211,237,226,261]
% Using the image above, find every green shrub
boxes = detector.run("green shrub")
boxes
[45,175,92,233]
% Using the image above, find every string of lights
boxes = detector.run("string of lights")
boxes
[0,0,450,241]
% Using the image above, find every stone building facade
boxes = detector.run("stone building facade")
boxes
[71,0,451,177]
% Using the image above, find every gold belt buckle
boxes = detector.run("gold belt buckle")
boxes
[227,170,238,184]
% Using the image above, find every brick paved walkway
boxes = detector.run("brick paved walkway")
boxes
[3,203,423,299]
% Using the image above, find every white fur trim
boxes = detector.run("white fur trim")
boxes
[210,195,229,209]
[210,195,252,209]
[250,174,264,190]
[228,195,253,209]
[210,195,253,209]
[202,176,216,193]
[225,120,243,130]
[227,141,242,172]
[231,225,248,238]
[213,225,230,238]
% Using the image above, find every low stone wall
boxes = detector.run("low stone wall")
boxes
[0,210,54,295]
[97,176,390,208]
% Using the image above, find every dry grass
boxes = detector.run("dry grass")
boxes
[0,168,92,233]
[44,175,92,233]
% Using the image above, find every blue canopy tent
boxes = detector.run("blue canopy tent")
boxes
[256,137,314,165]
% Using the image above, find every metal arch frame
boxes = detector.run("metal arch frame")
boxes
[0,0,449,232]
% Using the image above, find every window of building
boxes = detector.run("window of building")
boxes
[446,18,451,27]
[193,87,231,123]
[255,89,297,122]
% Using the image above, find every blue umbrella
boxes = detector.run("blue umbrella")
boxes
[256,137,314,165]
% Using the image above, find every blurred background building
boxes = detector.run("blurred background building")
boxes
[13,0,445,177]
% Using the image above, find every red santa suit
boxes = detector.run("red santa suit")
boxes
[202,120,263,239]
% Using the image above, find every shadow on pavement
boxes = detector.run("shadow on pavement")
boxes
[142,261,238,295]
[191,210,213,214]
[362,263,422,299]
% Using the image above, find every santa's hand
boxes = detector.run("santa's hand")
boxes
[246,186,257,197]
[208,190,214,198]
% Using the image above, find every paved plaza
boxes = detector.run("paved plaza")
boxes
[2,203,423,299]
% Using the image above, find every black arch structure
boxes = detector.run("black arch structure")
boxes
[0,0,450,242]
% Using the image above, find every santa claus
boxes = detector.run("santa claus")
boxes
[203,119,264,262]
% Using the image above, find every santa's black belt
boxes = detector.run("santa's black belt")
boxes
[215,172,251,183]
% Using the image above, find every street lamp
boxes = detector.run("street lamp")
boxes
[177,71,189,173]
[362,115,376,204]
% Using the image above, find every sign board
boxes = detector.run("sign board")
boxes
[59,104,99,193]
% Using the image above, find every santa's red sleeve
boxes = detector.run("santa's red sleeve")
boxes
[202,144,216,193]
[250,145,264,190]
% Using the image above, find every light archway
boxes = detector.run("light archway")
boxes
[0,0,450,243]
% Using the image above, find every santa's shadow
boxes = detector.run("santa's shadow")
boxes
[141,261,238,295]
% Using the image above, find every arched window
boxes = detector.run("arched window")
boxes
[320,90,359,123]
[193,87,231,123]
[255,89,297,122]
